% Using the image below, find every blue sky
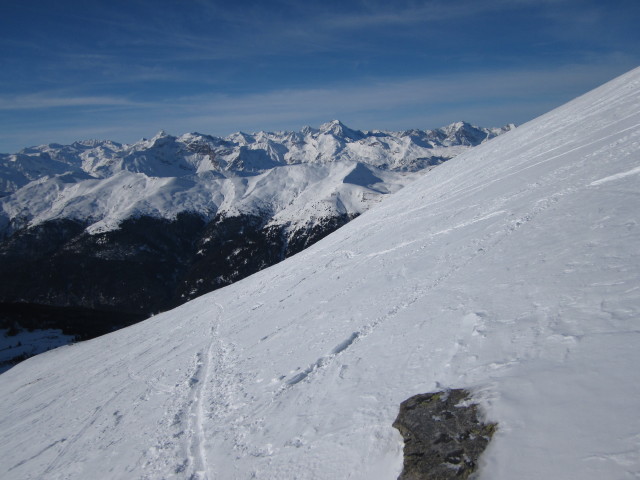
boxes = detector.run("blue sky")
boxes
[0,0,638,152]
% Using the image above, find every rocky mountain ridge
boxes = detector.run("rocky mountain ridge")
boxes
[0,120,513,196]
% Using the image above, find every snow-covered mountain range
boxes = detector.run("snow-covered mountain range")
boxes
[0,121,511,326]
[0,120,512,232]
[1,67,638,479]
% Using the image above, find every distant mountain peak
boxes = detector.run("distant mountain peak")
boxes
[318,119,364,140]
[153,129,170,139]
[441,120,478,133]
[319,119,344,128]
[300,125,317,136]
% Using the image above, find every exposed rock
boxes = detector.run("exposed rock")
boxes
[393,389,497,480]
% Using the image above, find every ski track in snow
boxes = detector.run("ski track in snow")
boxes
[279,182,575,392]
[134,302,241,480]
[185,345,211,480]
[589,164,640,186]
[183,302,237,480]
[178,302,253,479]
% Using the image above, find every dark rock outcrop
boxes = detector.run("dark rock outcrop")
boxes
[393,389,497,480]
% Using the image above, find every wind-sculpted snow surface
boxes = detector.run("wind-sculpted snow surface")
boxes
[1,68,640,479]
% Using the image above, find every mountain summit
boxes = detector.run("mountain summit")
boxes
[318,119,365,140]
[1,67,640,479]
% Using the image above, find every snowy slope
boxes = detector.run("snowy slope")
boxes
[0,328,75,373]
[1,68,640,480]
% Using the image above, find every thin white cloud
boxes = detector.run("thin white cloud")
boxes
[165,63,631,125]
[302,0,573,30]
[0,94,138,110]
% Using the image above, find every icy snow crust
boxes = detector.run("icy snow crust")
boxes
[1,68,640,479]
